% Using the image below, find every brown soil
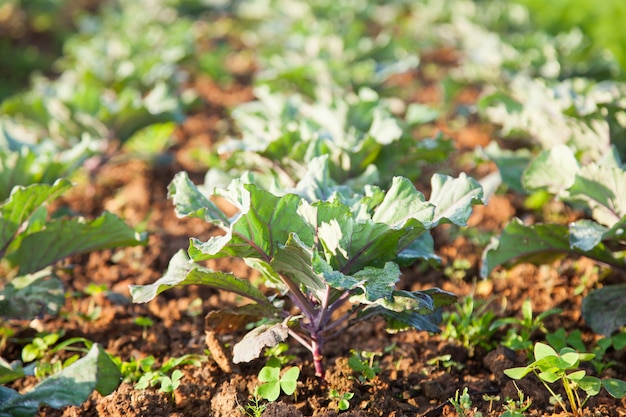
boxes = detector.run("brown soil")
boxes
[4,71,626,417]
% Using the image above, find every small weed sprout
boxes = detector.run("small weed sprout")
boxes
[441,295,499,356]
[133,316,154,340]
[449,387,482,417]
[493,298,561,352]
[328,389,354,411]
[347,350,382,383]
[241,390,267,417]
[501,383,532,417]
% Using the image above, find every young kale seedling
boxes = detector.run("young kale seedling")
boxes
[130,168,483,378]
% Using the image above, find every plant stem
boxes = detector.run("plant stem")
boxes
[311,335,325,379]
[562,378,579,417]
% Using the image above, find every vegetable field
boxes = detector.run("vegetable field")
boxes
[2,1,626,416]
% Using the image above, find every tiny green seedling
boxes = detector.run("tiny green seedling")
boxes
[441,295,499,356]
[256,357,300,402]
[493,298,561,353]
[328,389,354,411]
[241,390,268,417]
[449,387,482,417]
[133,316,154,340]
[133,353,205,402]
[504,342,626,417]
[500,383,532,417]
[347,350,382,383]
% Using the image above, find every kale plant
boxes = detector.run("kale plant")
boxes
[131,164,483,378]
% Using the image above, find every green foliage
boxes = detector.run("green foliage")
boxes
[131,169,482,376]
[441,295,498,356]
[546,328,626,374]
[132,354,204,401]
[505,342,626,417]
[482,143,626,336]
[0,180,146,320]
[513,0,626,76]
[256,357,300,402]
[0,343,120,417]
[493,298,561,352]
[209,86,452,192]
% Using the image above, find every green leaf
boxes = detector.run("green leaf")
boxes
[503,366,532,380]
[189,183,313,261]
[569,164,626,226]
[428,173,485,226]
[602,378,626,398]
[0,179,72,255]
[522,144,579,194]
[582,284,626,336]
[534,342,558,361]
[279,366,300,395]
[257,357,282,401]
[567,370,587,381]
[0,344,120,416]
[577,376,601,396]
[481,218,621,278]
[269,234,326,302]
[482,141,532,193]
[123,122,176,154]
[8,211,146,275]
[168,171,229,226]
[130,250,273,308]
[538,371,560,383]
[0,269,64,319]
[569,219,608,251]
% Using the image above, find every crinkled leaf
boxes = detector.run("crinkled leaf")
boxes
[232,323,289,364]
[168,171,229,226]
[481,218,621,278]
[130,250,273,308]
[371,176,433,227]
[0,270,64,319]
[0,344,120,416]
[0,179,72,253]
[582,284,626,336]
[428,173,485,226]
[8,211,146,275]
[352,262,401,302]
[189,183,313,261]
[522,144,579,194]
[569,164,626,226]
[270,233,326,302]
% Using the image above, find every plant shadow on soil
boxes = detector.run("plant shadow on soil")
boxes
[5,76,626,417]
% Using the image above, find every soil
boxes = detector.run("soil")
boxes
[4,57,626,417]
